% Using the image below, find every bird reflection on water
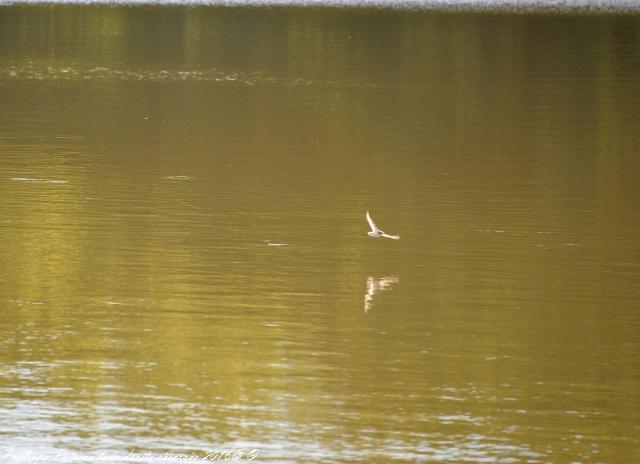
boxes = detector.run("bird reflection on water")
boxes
[364,276,399,313]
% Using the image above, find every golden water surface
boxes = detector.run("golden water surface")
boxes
[1,6,639,463]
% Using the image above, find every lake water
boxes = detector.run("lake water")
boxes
[1,5,639,463]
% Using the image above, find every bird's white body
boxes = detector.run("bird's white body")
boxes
[366,211,400,240]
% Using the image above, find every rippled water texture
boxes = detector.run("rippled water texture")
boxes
[1,5,640,463]
[1,0,640,13]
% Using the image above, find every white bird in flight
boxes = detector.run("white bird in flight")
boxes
[366,211,400,240]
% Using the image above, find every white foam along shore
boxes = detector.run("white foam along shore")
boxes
[0,0,638,13]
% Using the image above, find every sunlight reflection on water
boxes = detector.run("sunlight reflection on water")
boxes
[1,65,391,89]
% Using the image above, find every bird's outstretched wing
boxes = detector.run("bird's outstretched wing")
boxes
[381,233,400,240]
[366,211,379,233]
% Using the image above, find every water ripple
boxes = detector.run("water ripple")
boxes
[0,64,390,89]
[9,177,68,184]
[0,0,637,13]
